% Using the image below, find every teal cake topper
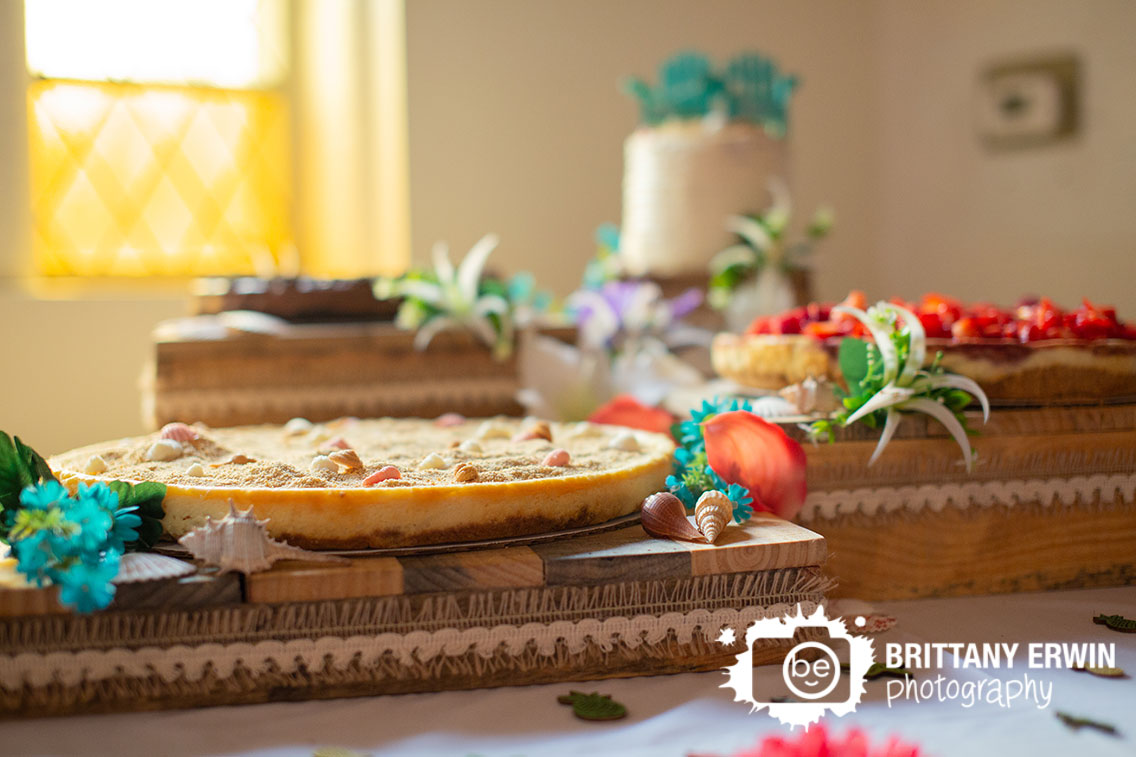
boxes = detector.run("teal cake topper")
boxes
[622,51,798,136]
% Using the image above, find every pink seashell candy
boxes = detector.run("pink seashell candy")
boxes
[160,422,200,443]
[541,449,570,467]
[363,466,401,486]
[327,436,352,450]
[434,413,466,428]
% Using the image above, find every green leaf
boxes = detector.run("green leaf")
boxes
[107,480,167,551]
[837,337,870,392]
[0,432,57,527]
[557,690,627,721]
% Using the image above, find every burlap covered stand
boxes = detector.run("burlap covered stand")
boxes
[0,516,830,717]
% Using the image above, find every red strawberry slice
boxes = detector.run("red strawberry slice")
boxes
[702,410,808,520]
[587,395,675,437]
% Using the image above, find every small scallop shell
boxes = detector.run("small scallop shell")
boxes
[640,492,706,543]
[160,422,201,443]
[695,490,732,544]
[85,455,108,474]
[512,421,552,443]
[326,437,352,450]
[112,553,196,584]
[328,449,363,471]
[453,463,479,482]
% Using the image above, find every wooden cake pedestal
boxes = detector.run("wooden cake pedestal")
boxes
[145,323,577,428]
[790,403,1136,600]
[0,515,827,718]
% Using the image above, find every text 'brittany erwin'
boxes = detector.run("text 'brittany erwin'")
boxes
[884,642,1116,670]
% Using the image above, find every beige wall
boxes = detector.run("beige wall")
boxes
[873,0,1136,307]
[2,1,1135,455]
[404,0,881,300]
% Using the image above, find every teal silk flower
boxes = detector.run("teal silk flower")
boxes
[7,481,136,612]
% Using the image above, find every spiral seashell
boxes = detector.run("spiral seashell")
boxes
[178,502,346,574]
[112,552,196,584]
[640,491,706,543]
[328,449,363,471]
[695,490,732,544]
[160,422,200,443]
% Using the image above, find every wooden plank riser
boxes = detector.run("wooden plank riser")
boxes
[814,498,1136,600]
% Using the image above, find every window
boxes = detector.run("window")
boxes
[24,0,292,277]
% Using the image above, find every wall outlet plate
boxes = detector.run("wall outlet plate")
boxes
[977,53,1080,149]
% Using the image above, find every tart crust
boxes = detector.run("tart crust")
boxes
[50,419,673,549]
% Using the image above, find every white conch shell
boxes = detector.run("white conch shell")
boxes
[113,552,197,584]
[695,490,732,544]
[178,502,348,574]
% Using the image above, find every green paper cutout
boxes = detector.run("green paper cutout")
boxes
[1093,614,1136,633]
[1073,665,1127,678]
[1056,711,1119,736]
[842,662,912,680]
[557,690,627,721]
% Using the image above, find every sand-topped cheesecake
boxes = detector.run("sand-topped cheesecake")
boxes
[50,417,673,549]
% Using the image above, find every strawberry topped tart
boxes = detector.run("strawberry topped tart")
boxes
[713,292,1136,404]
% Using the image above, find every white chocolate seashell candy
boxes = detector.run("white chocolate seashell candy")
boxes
[185,462,206,477]
[284,417,314,436]
[475,421,512,440]
[608,431,641,452]
[310,455,339,473]
[419,452,449,469]
[145,439,183,462]
[695,490,732,544]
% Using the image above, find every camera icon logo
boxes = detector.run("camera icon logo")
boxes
[720,605,874,728]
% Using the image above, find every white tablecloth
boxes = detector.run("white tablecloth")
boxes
[2,586,1134,757]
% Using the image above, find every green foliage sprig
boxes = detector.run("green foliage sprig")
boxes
[807,303,990,470]
[708,181,833,310]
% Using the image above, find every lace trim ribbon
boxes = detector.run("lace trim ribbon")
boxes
[798,472,1136,522]
[1,602,816,690]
